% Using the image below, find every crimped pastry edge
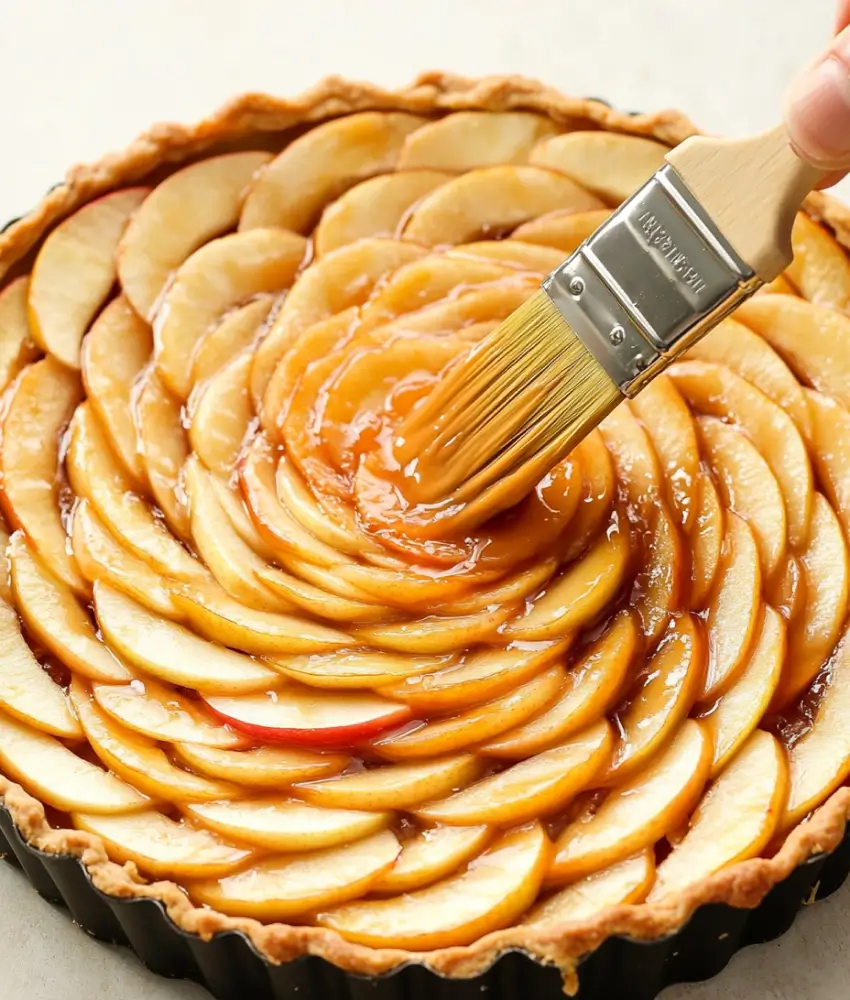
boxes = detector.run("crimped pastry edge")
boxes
[0,71,848,994]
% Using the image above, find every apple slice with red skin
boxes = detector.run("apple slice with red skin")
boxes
[204,687,412,749]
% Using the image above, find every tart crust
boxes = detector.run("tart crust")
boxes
[0,72,849,994]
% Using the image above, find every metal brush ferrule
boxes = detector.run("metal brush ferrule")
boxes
[542,164,763,397]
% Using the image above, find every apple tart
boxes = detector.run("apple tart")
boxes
[0,74,849,990]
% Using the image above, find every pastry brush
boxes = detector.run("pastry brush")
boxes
[397,125,824,506]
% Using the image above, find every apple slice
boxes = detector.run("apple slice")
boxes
[525,850,655,925]
[204,687,412,748]
[371,825,491,896]
[418,721,612,827]
[70,679,238,803]
[529,131,668,203]
[0,601,80,739]
[0,357,85,593]
[599,402,662,509]
[0,709,147,814]
[28,188,148,367]
[481,611,637,758]
[73,810,251,879]
[806,390,850,540]
[189,829,401,920]
[768,553,807,623]
[171,582,350,656]
[558,430,616,564]
[117,151,272,319]
[9,531,129,683]
[511,208,613,253]
[785,211,850,310]
[134,368,191,541]
[700,514,762,703]
[698,416,787,579]
[154,228,306,399]
[81,296,151,487]
[66,403,206,582]
[450,240,564,272]
[705,606,784,776]
[188,351,252,477]
[318,823,551,949]
[688,473,724,610]
[93,583,280,694]
[256,564,394,624]
[70,500,179,619]
[173,742,349,787]
[373,665,565,761]
[192,297,274,388]
[186,797,390,852]
[0,277,41,392]
[649,731,788,900]
[353,607,512,656]
[315,170,452,254]
[607,615,705,782]
[0,522,11,605]
[402,165,603,246]
[503,517,630,641]
[772,494,849,709]
[92,678,246,749]
[272,649,455,690]
[633,503,684,644]
[548,720,712,884]
[670,360,813,549]
[209,473,279,562]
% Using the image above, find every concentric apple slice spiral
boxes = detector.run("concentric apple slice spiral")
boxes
[1,110,849,948]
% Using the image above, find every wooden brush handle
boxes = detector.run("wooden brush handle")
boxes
[665,125,826,282]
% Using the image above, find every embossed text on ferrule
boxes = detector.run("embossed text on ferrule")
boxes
[637,211,707,295]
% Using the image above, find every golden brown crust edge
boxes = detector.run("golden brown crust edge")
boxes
[0,71,848,994]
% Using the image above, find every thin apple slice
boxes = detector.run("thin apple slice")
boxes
[785,211,850,310]
[154,228,306,399]
[0,357,85,593]
[398,111,560,169]
[171,582,349,656]
[599,402,662,508]
[0,710,147,813]
[649,731,788,899]
[700,514,762,703]
[315,170,452,254]
[353,606,512,656]
[525,850,655,925]
[669,360,812,549]
[698,416,786,579]
[188,351,252,477]
[318,823,551,949]
[0,277,41,391]
[0,601,80,739]
[418,721,612,827]
[66,403,205,582]
[117,151,272,319]
[607,615,705,782]
[134,368,191,540]
[173,742,349,787]
[705,606,785,775]
[81,296,151,487]
[768,553,807,623]
[633,503,684,644]
[256,564,394,624]
[73,810,251,879]
[296,755,482,811]
[192,297,274,388]
[559,430,616,564]
[503,517,630,641]
[9,531,129,683]
[689,473,724,610]
[240,112,426,231]
[93,678,246,749]
[93,583,280,694]
[371,826,491,896]
[771,494,849,709]
[807,390,850,543]
[529,131,667,202]
[209,473,279,562]
[70,679,238,803]
[186,797,390,852]
[450,240,565,272]
[204,687,412,748]
[511,208,613,253]
[373,665,565,761]
[402,165,603,246]
[0,522,11,604]
[28,188,148,367]
[272,649,455,690]
[548,721,712,884]
[70,500,179,619]
[189,829,400,920]
[481,611,637,758]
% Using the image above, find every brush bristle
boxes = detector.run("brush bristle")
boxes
[397,290,623,506]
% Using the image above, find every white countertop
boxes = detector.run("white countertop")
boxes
[0,1,848,997]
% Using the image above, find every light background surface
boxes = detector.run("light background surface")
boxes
[0,0,849,997]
